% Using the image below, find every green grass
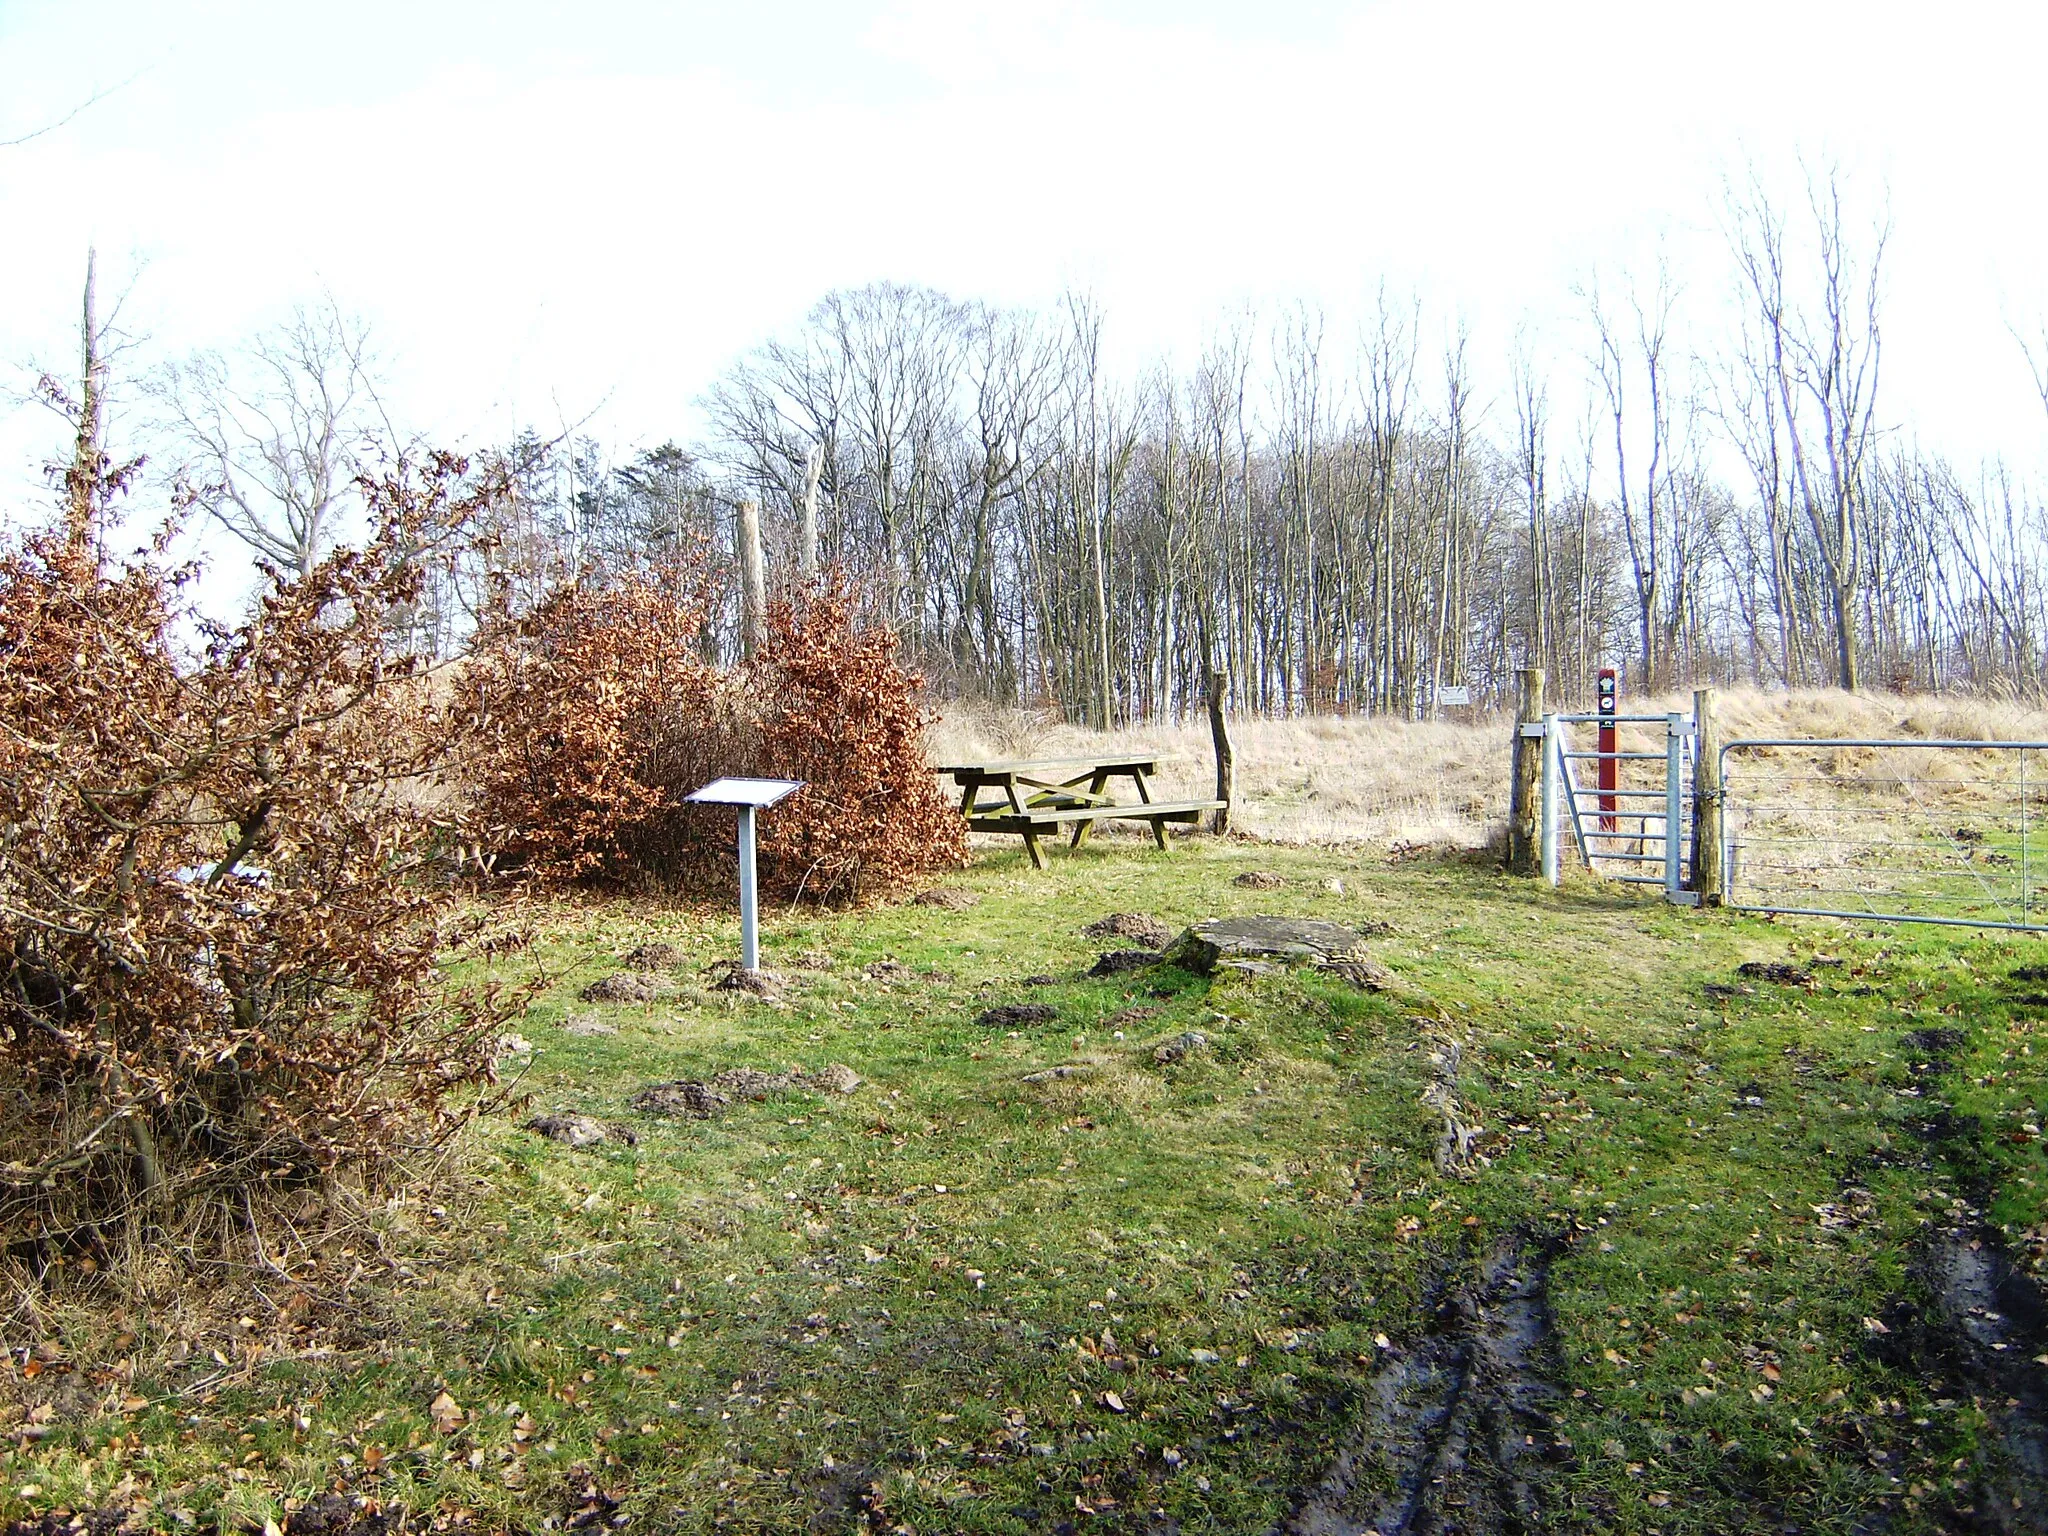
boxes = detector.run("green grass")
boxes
[7,838,2048,1533]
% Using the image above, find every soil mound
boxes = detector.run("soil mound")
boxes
[1088,949,1160,977]
[1082,913,1175,948]
[1735,960,1814,987]
[579,971,673,1004]
[978,1003,1058,1029]
[524,1113,636,1148]
[633,1064,861,1119]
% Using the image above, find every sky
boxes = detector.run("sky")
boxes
[3,0,2047,519]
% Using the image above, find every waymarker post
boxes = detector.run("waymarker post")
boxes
[1597,667,1618,834]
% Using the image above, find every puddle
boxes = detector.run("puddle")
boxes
[1277,1232,1565,1536]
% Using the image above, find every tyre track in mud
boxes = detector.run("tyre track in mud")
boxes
[1920,1224,2048,1529]
[1276,1231,1568,1536]
[1863,1014,2048,1532]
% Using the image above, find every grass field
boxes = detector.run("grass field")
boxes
[7,836,2048,1534]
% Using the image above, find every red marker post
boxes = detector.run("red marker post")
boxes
[1597,668,1618,835]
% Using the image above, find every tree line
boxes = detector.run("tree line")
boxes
[75,167,2048,721]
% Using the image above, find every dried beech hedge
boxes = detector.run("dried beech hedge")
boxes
[0,456,524,1256]
[460,569,965,901]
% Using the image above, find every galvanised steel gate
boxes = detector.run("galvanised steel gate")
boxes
[1537,711,1698,905]
[1717,737,2048,932]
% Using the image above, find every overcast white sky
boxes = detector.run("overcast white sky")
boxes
[3,0,2047,511]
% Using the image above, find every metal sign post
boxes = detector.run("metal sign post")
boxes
[684,777,804,972]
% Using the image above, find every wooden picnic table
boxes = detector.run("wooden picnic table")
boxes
[934,755,1225,870]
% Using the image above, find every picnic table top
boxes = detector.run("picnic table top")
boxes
[933,755,1160,781]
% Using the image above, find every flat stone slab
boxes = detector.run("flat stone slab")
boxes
[1166,916,1369,975]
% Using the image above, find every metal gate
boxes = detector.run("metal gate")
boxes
[1538,711,1697,904]
[1718,737,2048,932]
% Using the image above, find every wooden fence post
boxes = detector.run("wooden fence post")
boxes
[1692,686,1725,905]
[737,498,766,661]
[1507,667,1545,875]
[799,445,822,581]
[1207,667,1235,836]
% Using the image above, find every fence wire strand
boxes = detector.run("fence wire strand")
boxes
[1723,738,2045,931]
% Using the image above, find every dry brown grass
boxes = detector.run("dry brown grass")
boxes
[928,688,2048,849]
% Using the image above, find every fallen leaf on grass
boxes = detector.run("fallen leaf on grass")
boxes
[1100,1390,1127,1413]
[429,1390,465,1434]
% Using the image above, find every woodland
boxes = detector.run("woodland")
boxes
[302,169,2048,728]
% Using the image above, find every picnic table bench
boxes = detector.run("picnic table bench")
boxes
[935,755,1225,870]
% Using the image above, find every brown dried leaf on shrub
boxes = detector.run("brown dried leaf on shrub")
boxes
[0,448,531,1260]
[458,569,964,904]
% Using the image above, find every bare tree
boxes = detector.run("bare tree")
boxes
[1511,343,1552,671]
[156,298,388,578]
[1728,164,1888,690]
[1587,260,1709,691]
[24,250,147,554]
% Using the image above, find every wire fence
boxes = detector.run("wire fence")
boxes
[1721,738,2048,932]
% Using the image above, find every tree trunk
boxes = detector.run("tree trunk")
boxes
[68,249,104,545]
